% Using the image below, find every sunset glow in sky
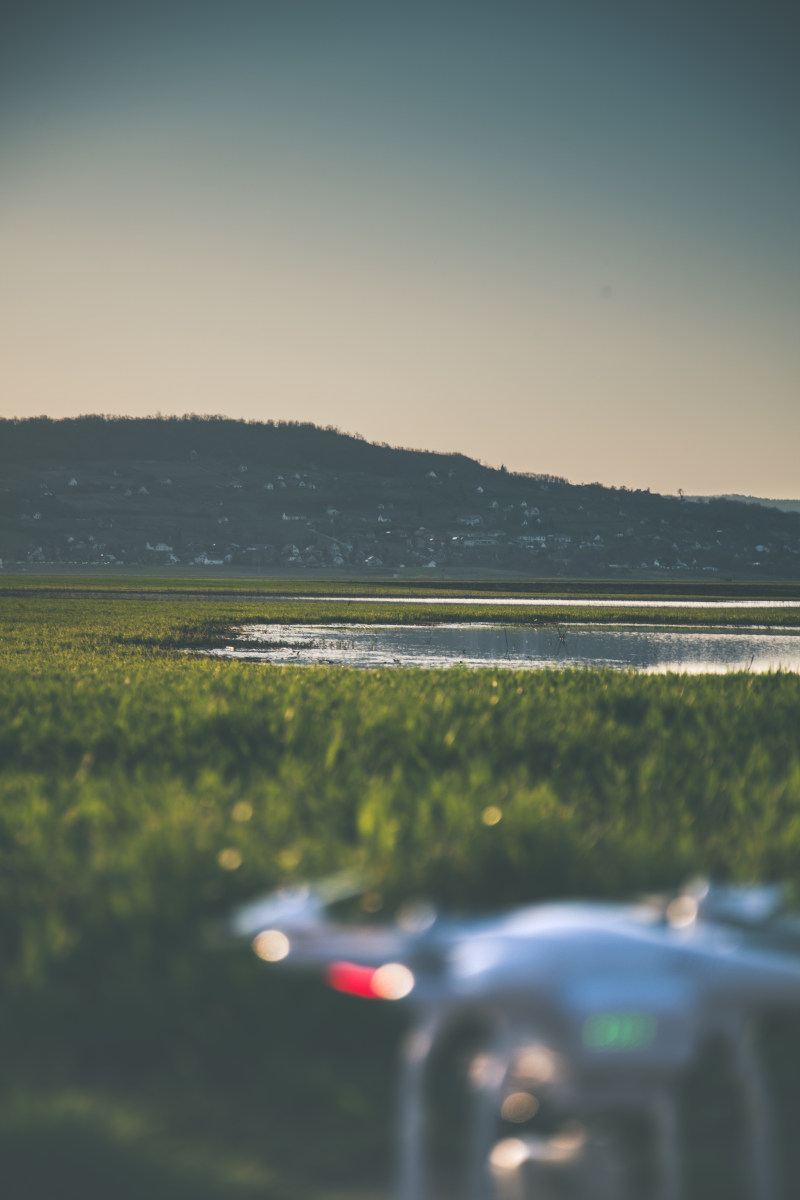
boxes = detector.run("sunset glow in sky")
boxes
[2,1,798,496]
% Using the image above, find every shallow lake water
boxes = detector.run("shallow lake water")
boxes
[209,623,800,673]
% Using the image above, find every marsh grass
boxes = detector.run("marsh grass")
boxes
[2,588,800,1197]
[4,573,800,600]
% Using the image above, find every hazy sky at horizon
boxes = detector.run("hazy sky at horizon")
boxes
[2,1,798,497]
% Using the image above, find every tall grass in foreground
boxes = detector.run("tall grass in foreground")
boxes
[1,594,799,1197]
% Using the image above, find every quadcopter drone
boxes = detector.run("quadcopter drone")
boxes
[227,875,800,1200]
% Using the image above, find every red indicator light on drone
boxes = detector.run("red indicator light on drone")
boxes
[327,961,378,998]
[326,961,415,1000]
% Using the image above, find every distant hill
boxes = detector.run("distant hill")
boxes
[1,416,799,578]
[700,494,800,517]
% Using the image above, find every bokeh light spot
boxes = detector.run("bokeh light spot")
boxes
[218,847,243,870]
[252,929,290,962]
[501,1091,540,1123]
[666,895,698,927]
[371,962,415,1000]
[489,1138,529,1171]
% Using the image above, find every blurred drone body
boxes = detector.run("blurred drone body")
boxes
[229,878,800,1200]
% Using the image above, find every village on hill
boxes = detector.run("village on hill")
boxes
[2,416,799,579]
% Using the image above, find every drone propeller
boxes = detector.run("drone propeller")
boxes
[226,871,444,999]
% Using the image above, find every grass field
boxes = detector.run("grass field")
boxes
[4,575,800,644]
[2,581,800,1197]
[4,570,800,601]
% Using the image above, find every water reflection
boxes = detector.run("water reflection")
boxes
[211,623,800,673]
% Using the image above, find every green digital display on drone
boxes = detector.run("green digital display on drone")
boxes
[582,1012,658,1051]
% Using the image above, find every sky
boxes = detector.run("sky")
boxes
[1,0,798,497]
